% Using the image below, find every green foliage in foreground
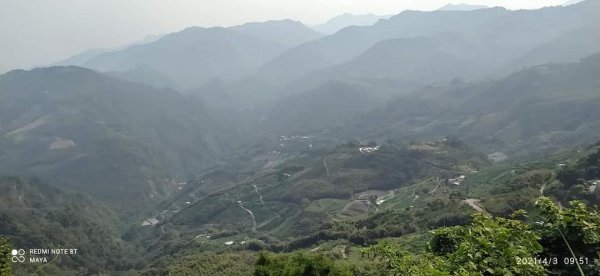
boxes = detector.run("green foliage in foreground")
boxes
[0,236,11,276]
[366,197,600,275]
[255,197,600,275]
[534,197,600,275]
[254,253,352,276]
[364,212,543,275]
[160,252,256,276]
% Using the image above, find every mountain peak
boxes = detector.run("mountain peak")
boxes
[230,19,322,47]
[313,13,391,34]
[438,3,489,11]
[233,19,304,28]
[562,0,586,6]
[1,65,98,80]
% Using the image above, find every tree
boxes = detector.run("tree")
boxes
[584,165,599,180]
[362,241,449,276]
[556,167,581,188]
[364,198,600,275]
[254,252,352,276]
[534,197,600,275]
[429,227,461,256]
[0,236,11,276]
[365,213,545,275]
[450,214,544,275]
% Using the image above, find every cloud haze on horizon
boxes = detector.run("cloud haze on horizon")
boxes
[0,0,568,74]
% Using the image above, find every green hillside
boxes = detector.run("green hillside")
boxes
[2,2,600,275]
[335,54,600,157]
[0,177,135,275]
[0,66,232,212]
[135,141,600,275]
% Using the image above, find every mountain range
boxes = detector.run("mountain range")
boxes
[258,0,600,90]
[438,4,489,11]
[312,13,392,34]
[1,1,600,274]
[334,54,600,156]
[67,20,320,89]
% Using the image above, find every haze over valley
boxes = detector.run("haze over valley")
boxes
[0,0,599,275]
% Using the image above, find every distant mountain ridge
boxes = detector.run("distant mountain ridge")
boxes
[54,34,164,67]
[563,0,586,5]
[438,3,489,11]
[258,1,600,89]
[55,1,600,100]
[81,27,286,89]
[2,2,600,274]
[230,19,322,48]
[334,54,600,156]
[66,20,320,89]
[312,13,392,34]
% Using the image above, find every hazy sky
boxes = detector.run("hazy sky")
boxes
[0,0,568,74]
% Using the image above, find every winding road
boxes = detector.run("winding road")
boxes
[238,201,257,232]
[171,203,180,213]
[341,245,347,259]
[464,198,489,214]
[253,184,265,204]
[540,182,547,195]
[428,178,442,194]
[189,191,200,201]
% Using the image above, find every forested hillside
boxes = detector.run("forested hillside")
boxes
[334,54,600,157]
[0,67,233,211]
[1,1,599,275]
[137,142,600,275]
[0,177,134,275]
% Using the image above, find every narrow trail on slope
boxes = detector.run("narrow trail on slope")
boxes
[189,191,200,201]
[253,206,283,230]
[464,198,489,214]
[412,189,418,202]
[256,213,281,229]
[540,182,547,195]
[149,185,230,221]
[253,184,265,204]
[271,210,302,233]
[238,201,257,232]
[324,159,330,177]
[171,203,181,213]
[429,179,441,194]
